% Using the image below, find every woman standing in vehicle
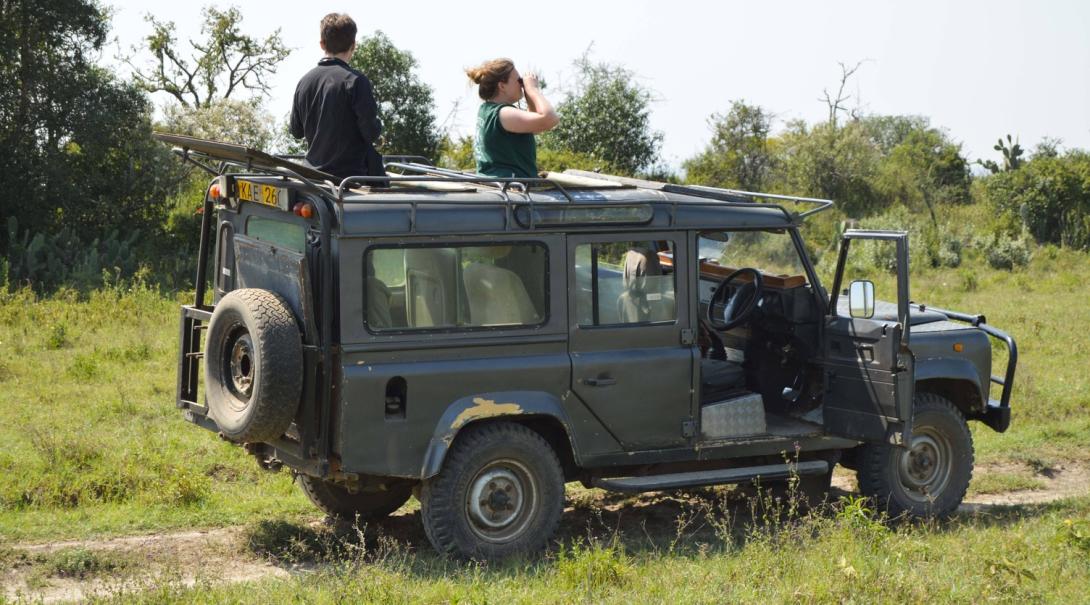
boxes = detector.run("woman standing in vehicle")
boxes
[465,59,559,178]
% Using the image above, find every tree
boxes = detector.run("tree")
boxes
[860,114,932,155]
[437,135,475,171]
[160,99,277,149]
[349,31,441,160]
[820,61,865,129]
[0,0,181,243]
[684,100,775,190]
[130,6,289,108]
[873,122,971,225]
[776,119,884,217]
[541,58,662,175]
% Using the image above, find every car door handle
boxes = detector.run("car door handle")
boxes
[583,376,617,387]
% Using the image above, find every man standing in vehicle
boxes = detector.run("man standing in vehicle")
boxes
[290,13,385,182]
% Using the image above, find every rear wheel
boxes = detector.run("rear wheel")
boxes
[297,474,412,522]
[419,422,564,560]
[857,393,973,518]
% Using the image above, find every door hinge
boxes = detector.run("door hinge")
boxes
[680,328,695,345]
[681,420,695,438]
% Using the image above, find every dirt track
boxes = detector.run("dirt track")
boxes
[4,462,1088,604]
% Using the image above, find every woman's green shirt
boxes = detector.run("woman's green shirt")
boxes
[475,102,537,178]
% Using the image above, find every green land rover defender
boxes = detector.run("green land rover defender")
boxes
[159,133,1017,560]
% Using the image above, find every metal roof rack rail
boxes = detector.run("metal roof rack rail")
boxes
[152,133,833,221]
[562,170,835,218]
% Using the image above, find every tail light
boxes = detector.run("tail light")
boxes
[293,201,315,218]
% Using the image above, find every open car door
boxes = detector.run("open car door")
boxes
[821,230,914,446]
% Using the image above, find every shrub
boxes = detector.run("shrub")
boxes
[246,520,334,564]
[45,323,68,349]
[980,151,1090,250]
[556,539,631,592]
[48,548,124,578]
[959,268,979,292]
[1060,518,1090,553]
[976,232,1032,270]
[932,231,963,268]
[155,467,212,506]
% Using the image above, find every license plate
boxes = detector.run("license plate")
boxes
[237,180,285,209]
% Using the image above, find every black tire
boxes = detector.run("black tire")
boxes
[205,289,302,443]
[857,392,973,518]
[419,422,564,560]
[297,474,412,521]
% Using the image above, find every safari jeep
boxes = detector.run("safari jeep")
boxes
[158,133,1018,560]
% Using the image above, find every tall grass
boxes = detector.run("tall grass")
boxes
[0,282,311,541]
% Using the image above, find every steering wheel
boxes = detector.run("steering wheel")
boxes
[706,268,764,331]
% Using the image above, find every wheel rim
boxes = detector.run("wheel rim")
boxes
[465,459,538,543]
[897,427,953,503]
[224,326,255,409]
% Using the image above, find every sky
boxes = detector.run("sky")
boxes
[107,0,1090,171]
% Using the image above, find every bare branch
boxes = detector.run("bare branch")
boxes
[818,60,864,129]
[130,6,289,110]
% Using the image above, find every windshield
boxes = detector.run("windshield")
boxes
[699,230,808,281]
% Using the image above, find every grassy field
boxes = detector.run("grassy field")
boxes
[1,234,1088,602]
[87,495,1090,604]
[0,286,316,542]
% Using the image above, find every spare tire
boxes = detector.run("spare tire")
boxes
[205,288,303,443]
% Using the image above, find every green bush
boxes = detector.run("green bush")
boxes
[45,323,68,349]
[980,151,1090,250]
[556,539,632,592]
[2,189,202,294]
[48,547,125,578]
[976,232,1032,270]
[856,206,964,271]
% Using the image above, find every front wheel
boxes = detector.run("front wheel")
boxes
[857,393,973,518]
[419,422,564,560]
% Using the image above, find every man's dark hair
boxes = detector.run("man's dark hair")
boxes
[320,13,357,55]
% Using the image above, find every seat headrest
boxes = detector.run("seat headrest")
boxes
[623,248,662,292]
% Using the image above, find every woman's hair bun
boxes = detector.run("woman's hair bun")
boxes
[464,66,485,83]
[465,58,515,99]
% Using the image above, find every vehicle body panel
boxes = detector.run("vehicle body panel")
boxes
[566,232,695,450]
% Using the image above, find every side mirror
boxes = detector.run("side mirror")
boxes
[849,280,875,319]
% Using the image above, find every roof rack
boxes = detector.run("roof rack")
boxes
[155,132,337,183]
[562,170,835,218]
[341,161,580,203]
[153,133,834,221]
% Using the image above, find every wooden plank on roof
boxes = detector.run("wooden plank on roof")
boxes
[545,171,627,189]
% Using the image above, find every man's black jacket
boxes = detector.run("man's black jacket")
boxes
[290,57,384,181]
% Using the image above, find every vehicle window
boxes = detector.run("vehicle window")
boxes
[245,216,305,253]
[699,230,807,282]
[365,243,547,330]
[834,240,900,318]
[575,241,676,326]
